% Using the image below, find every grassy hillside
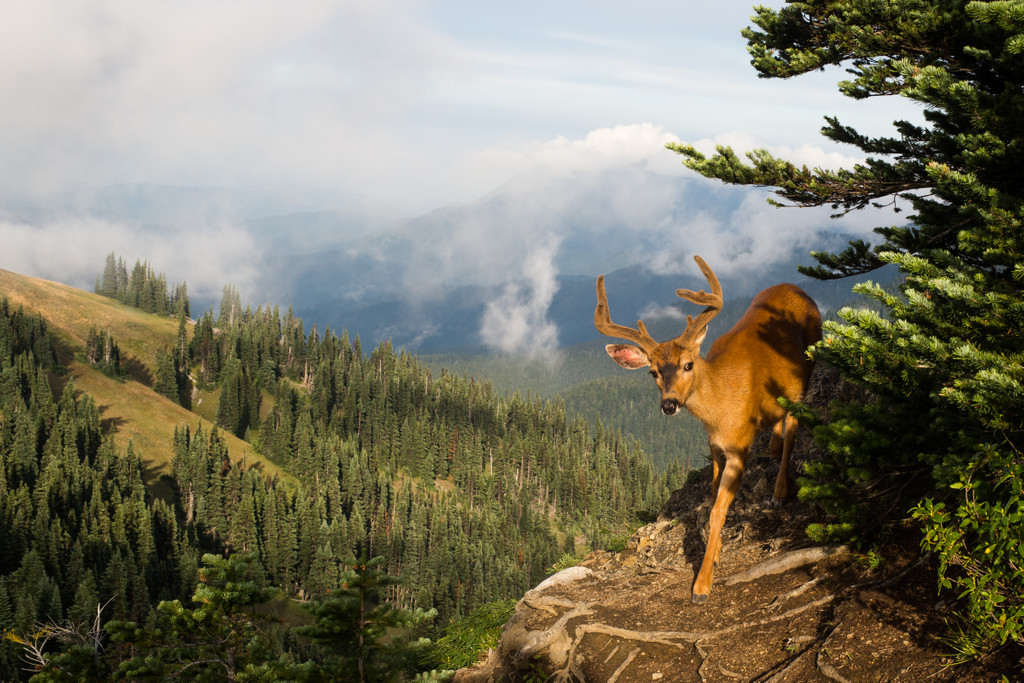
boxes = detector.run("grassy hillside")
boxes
[0,268,286,486]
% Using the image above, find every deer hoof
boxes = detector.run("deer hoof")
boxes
[691,592,708,605]
[769,496,784,509]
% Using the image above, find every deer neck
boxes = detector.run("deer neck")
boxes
[681,356,727,429]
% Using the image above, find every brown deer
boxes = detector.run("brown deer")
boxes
[595,255,821,603]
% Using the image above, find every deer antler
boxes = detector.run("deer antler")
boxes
[595,275,659,354]
[675,255,723,344]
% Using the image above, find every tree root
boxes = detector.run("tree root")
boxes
[768,576,822,612]
[817,650,851,683]
[521,595,592,616]
[511,603,595,668]
[607,648,639,683]
[724,545,850,586]
[533,593,840,682]
[514,544,928,681]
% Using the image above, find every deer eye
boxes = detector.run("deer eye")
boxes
[649,369,659,379]
[683,362,694,372]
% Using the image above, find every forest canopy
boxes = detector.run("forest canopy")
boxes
[0,276,669,679]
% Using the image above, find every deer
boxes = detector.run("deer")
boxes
[595,255,821,603]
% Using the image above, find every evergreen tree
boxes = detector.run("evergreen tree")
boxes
[99,252,118,298]
[152,347,179,404]
[219,285,243,329]
[298,553,432,682]
[107,553,281,681]
[669,0,1024,659]
[174,310,192,408]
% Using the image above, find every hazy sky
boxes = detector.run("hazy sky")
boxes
[0,0,920,350]
[0,0,916,209]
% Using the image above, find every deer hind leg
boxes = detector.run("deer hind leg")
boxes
[692,453,745,604]
[770,414,798,507]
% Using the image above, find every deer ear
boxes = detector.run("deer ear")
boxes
[606,344,650,370]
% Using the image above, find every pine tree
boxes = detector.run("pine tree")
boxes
[669,0,1024,659]
[99,252,118,298]
[219,284,243,328]
[298,553,431,682]
[174,310,192,408]
[107,553,280,681]
[152,347,179,404]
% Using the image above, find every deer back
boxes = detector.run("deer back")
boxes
[691,283,821,443]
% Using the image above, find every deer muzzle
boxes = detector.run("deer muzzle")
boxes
[661,398,681,416]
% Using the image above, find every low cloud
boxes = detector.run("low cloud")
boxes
[0,216,262,311]
[482,122,684,178]
[479,238,561,356]
[638,302,686,321]
[399,122,905,308]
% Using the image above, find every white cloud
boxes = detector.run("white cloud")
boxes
[0,0,462,199]
[0,0,922,216]
[638,302,686,322]
[483,122,684,178]
[479,238,561,356]
[0,217,261,307]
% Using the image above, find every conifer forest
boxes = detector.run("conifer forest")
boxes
[0,257,669,680]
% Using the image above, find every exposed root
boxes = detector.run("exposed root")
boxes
[607,648,639,683]
[724,545,850,586]
[701,593,837,641]
[768,576,822,612]
[521,595,593,616]
[538,594,839,682]
[511,603,595,668]
[506,539,931,681]
[757,645,814,683]
[817,650,852,683]
[574,622,702,647]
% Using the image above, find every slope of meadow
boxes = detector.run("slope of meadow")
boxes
[0,267,285,485]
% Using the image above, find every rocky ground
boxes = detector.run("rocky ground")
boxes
[455,367,1023,682]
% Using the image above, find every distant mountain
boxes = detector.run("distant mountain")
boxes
[262,166,877,353]
[259,167,753,307]
[292,235,881,354]
[2,170,885,356]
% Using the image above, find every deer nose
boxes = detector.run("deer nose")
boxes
[661,398,680,415]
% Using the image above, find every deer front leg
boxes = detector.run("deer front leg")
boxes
[709,442,724,497]
[692,453,745,604]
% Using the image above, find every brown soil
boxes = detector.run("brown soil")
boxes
[455,366,1023,682]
